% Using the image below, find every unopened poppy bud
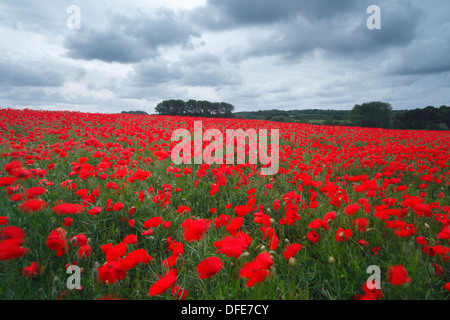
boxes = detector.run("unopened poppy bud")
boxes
[424,223,431,230]
[260,245,266,251]
[328,257,336,264]
[284,238,290,243]
[239,252,250,259]
[288,257,296,266]
[267,208,271,214]
[270,218,275,224]
[269,250,277,255]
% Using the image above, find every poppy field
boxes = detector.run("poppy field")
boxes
[0,107,449,300]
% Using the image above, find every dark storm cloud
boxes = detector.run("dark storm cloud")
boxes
[381,37,450,76]
[64,9,200,63]
[194,0,423,62]
[190,0,362,30]
[64,28,149,63]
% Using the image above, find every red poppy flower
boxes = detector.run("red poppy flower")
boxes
[214,232,251,259]
[88,206,101,216]
[386,265,411,285]
[282,243,302,260]
[336,227,353,242]
[106,182,119,190]
[149,268,178,297]
[144,216,163,228]
[177,205,191,214]
[234,205,253,217]
[171,286,188,300]
[70,234,88,247]
[344,204,361,216]
[181,218,211,242]
[226,217,243,236]
[437,227,450,240]
[0,216,7,225]
[0,226,26,241]
[121,249,153,271]
[23,262,43,278]
[352,218,369,232]
[97,259,127,284]
[239,252,273,287]
[196,257,223,279]
[122,234,138,244]
[24,187,46,199]
[105,242,127,262]
[0,239,29,260]
[443,283,450,292]
[0,176,17,186]
[307,230,320,244]
[51,203,84,215]
[113,202,124,211]
[416,236,427,246]
[63,217,73,227]
[78,245,93,258]
[18,198,48,214]
[4,160,23,175]
[46,228,68,257]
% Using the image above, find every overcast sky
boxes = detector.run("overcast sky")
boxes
[0,0,449,113]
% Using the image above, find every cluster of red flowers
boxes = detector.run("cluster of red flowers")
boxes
[0,108,449,300]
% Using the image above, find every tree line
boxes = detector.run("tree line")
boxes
[123,100,449,131]
[349,102,449,130]
[154,99,234,118]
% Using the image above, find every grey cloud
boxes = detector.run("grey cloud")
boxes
[190,0,361,30]
[380,38,450,75]
[64,9,200,63]
[64,28,150,63]
[127,53,242,91]
[130,58,183,86]
[175,53,242,87]
[223,1,423,62]
[0,61,65,87]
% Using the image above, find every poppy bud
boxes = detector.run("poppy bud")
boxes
[239,252,250,259]
[288,257,296,266]
[328,257,336,264]
[260,245,266,251]
[424,223,431,230]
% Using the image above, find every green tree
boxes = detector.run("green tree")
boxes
[349,101,392,128]
[155,99,235,117]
